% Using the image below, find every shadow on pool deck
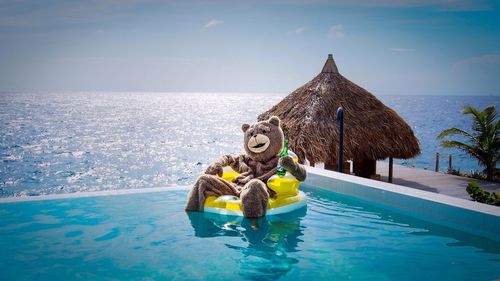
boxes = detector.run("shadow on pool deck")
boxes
[376,161,500,200]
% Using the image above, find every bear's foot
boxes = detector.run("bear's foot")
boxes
[240,179,269,218]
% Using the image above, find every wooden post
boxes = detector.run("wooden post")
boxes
[336,107,344,173]
[448,154,452,173]
[388,157,393,183]
[435,153,440,172]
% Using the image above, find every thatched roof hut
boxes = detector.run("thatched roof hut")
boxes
[258,54,420,179]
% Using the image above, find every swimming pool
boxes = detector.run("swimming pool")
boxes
[1,177,499,280]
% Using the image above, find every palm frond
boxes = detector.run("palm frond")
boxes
[440,105,499,180]
[464,105,487,135]
[440,140,483,161]
[437,127,475,141]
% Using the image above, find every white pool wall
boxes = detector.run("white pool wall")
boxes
[0,186,190,203]
[306,167,500,241]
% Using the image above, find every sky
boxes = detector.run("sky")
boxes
[0,0,499,95]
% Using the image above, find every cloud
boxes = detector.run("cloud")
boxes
[453,54,500,70]
[293,27,305,34]
[328,24,344,39]
[293,0,490,11]
[0,0,143,27]
[0,16,32,27]
[389,18,446,25]
[389,48,415,52]
[287,27,305,35]
[204,19,223,28]
[53,55,208,67]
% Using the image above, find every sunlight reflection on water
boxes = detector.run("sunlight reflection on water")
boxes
[0,92,498,197]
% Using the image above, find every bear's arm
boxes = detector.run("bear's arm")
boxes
[213,155,239,167]
[279,156,307,181]
[228,154,253,174]
[230,155,256,185]
[211,154,252,174]
[205,154,241,176]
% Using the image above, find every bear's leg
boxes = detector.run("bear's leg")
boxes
[240,179,269,218]
[185,174,240,212]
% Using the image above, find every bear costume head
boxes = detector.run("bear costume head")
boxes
[241,116,284,162]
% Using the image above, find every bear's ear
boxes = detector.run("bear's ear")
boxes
[268,116,280,127]
[242,123,250,132]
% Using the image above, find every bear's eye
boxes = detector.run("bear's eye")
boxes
[262,126,270,134]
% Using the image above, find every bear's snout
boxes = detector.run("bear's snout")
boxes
[247,134,270,153]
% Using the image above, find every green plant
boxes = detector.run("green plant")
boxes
[466,181,500,206]
[437,105,500,181]
[448,168,461,176]
[469,169,484,180]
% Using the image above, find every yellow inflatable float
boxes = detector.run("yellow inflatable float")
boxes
[204,151,307,216]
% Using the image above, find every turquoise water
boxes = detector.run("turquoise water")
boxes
[1,186,498,281]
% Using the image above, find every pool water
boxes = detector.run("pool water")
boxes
[0,186,498,281]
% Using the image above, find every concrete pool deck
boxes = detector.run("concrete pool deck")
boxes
[375,161,500,200]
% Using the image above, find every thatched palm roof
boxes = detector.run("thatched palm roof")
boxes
[258,54,420,164]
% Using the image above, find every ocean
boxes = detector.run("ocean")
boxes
[0,92,498,197]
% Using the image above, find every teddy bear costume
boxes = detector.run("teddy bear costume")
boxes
[185,116,307,218]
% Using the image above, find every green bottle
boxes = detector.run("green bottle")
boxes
[277,139,289,177]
